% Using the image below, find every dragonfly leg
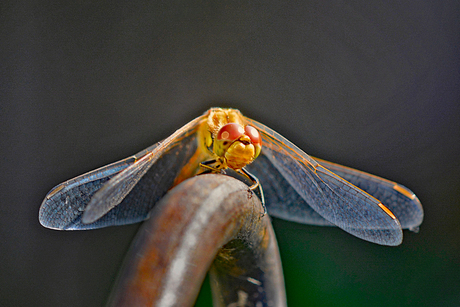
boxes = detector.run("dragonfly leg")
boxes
[199,161,266,217]
[239,168,267,217]
[199,159,222,173]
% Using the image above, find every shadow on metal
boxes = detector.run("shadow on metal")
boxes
[108,174,286,307]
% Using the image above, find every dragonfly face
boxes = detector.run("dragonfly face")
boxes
[39,107,423,246]
[204,109,262,170]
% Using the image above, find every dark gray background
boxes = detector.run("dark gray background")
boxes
[1,1,459,306]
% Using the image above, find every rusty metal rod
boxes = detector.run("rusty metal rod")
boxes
[107,174,286,307]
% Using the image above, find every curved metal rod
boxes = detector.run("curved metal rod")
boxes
[107,174,286,307]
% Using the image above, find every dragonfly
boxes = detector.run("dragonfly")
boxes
[39,108,423,246]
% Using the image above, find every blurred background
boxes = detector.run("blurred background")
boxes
[1,1,459,306]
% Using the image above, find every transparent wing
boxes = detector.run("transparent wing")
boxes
[247,153,333,226]
[245,117,403,246]
[247,155,424,231]
[313,158,424,231]
[81,151,156,224]
[39,115,205,230]
[39,156,139,230]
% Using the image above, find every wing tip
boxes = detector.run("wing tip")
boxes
[392,183,416,200]
[378,202,398,221]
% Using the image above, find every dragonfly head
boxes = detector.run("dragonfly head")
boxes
[214,123,262,169]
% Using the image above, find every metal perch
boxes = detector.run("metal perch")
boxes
[107,174,286,307]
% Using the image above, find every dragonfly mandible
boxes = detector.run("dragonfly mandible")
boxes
[39,108,423,246]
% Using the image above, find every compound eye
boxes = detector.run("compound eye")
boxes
[244,125,262,145]
[217,123,245,141]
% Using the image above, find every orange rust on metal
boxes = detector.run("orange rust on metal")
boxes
[107,174,283,307]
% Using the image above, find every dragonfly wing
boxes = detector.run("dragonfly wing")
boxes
[247,154,332,226]
[248,152,423,231]
[245,117,402,246]
[81,151,156,224]
[40,115,205,230]
[314,158,423,230]
[39,156,139,230]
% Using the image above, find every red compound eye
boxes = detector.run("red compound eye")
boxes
[244,125,261,145]
[217,123,245,141]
